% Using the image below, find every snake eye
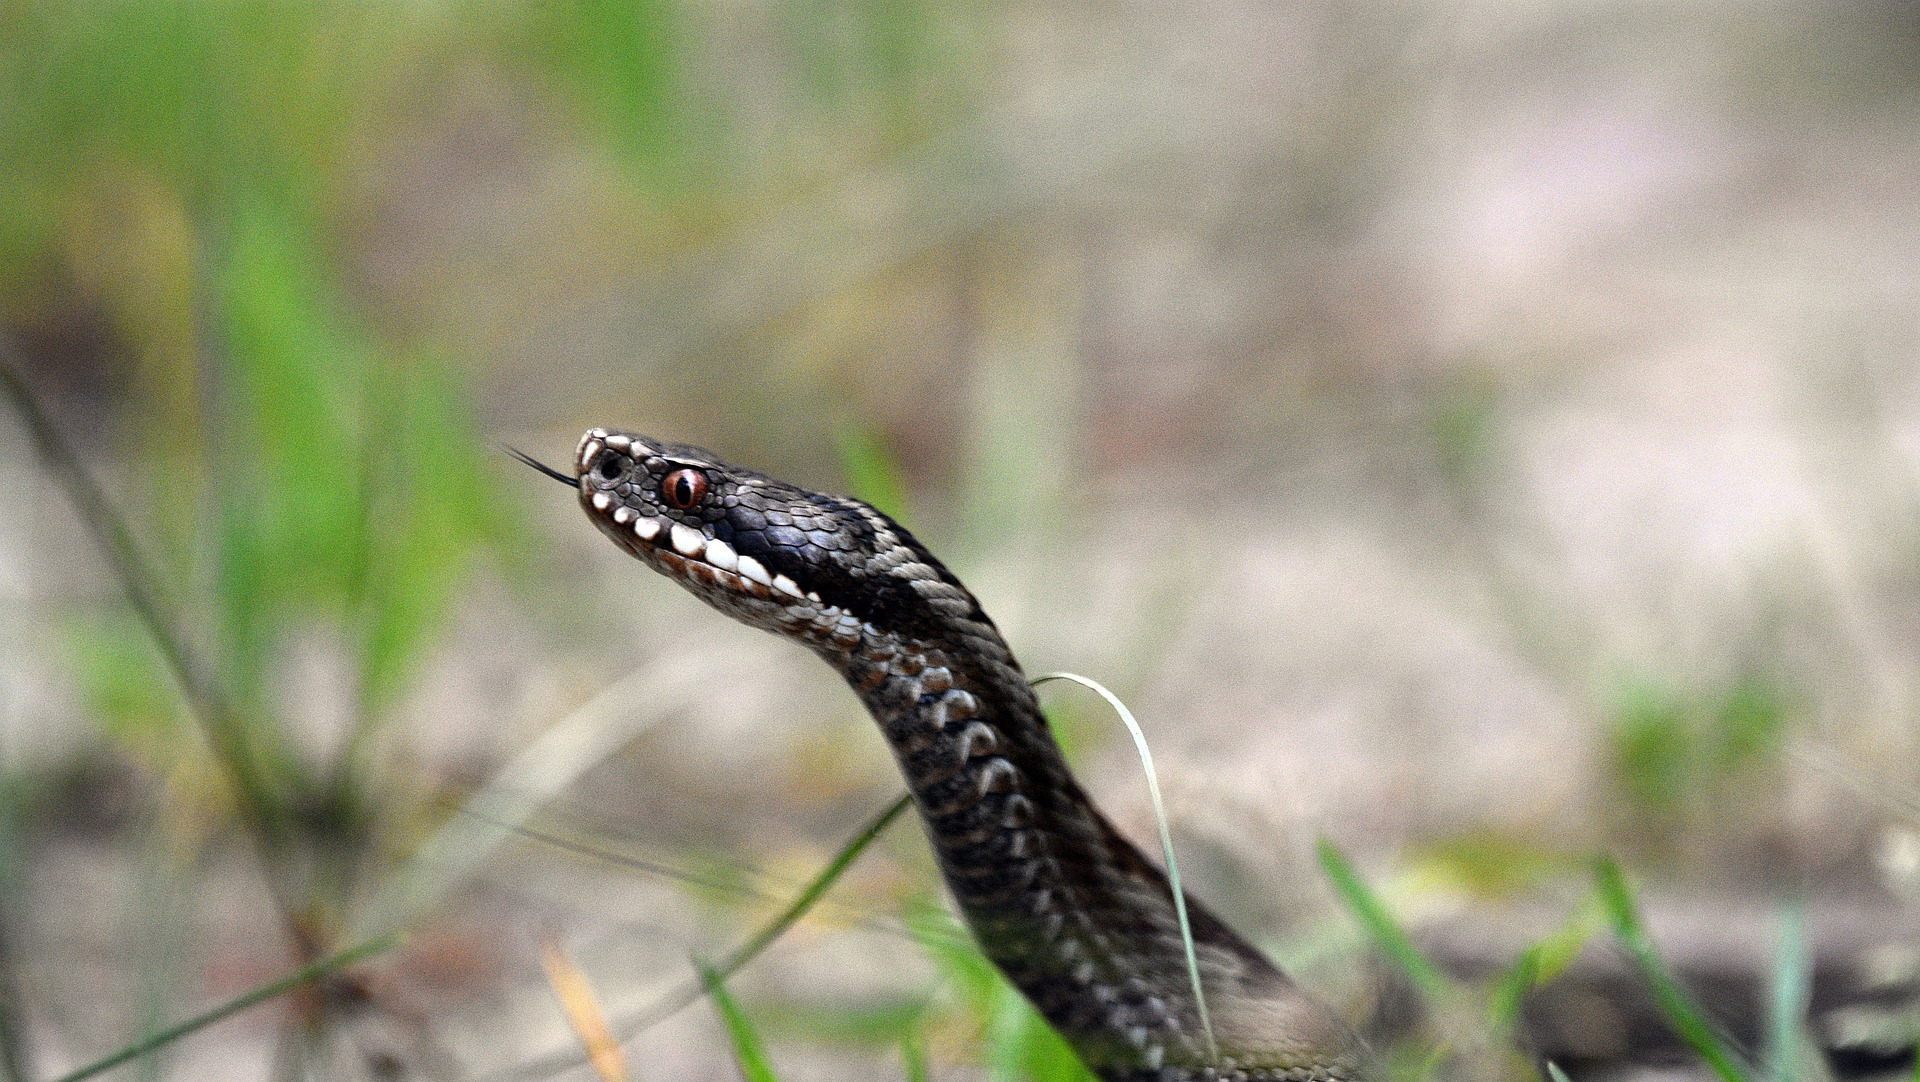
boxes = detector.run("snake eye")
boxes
[594,453,625,482]
[661,468,708,510]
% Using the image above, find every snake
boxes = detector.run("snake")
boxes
[518,429,1370,1081]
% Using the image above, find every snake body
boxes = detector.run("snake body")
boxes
[556,429,1368,1081]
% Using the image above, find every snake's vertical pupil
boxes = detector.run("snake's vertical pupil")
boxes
[662,468,707,509]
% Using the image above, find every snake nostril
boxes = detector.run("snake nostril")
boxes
[594,453,624,482]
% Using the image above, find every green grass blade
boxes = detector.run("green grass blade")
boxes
[1593,858,1749,1082]
[695,794,913,1010]
[1488,892,1604,1030]
[485,814,967,953]
[1316,839,1450,1004]
[482,793,912,1082]
[48,935,399,1082]
[0,753,29,1082]
[1545,1063,1573,1082]
[697,962,782,1082]
[1486,947,1539,1033]
[1765,900,1809,1082]
[900,1029,928,1082]
[1031,673,1216,1061]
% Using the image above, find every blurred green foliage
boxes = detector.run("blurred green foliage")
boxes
[836,422,912,524]
[1607,673,1789,832]
[909,900,1098,1082]
[0,9,990,1076]
[38,200,519,878]
[1406,832,1581,901]
[1,0,984,865]
[525,0,688,178]
[1427,375,1501,492]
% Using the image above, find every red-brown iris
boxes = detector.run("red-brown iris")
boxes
[660,468,708,510]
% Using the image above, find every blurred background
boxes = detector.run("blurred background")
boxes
[4,2,1920,1080]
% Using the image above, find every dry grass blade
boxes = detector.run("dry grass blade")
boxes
[540,940,629,1082]
[350,662,706,942]
[1789,738,1920,824]
[537,72,1247,400]
[1030,672,1217,1063]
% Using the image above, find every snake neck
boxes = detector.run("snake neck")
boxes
[820,618,1364,1081]
[562,430,1364,1078]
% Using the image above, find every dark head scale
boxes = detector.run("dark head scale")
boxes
[548,429,986,652]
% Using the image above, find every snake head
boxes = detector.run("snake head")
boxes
[566,428,985,650]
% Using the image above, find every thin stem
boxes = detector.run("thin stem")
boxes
[0,734,31,1082]
[483,793,911,1082]
[47,935,399,1082]
[1031,672,1218,1064]
[0,353,302,928]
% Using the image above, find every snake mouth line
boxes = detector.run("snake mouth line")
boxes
[572,428,820,606]
[592,495,815,604]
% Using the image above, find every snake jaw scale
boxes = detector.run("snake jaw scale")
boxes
[634,517,661,541]
[735,554,771,586]
[670,523,705,557]
[704,537,738,571]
